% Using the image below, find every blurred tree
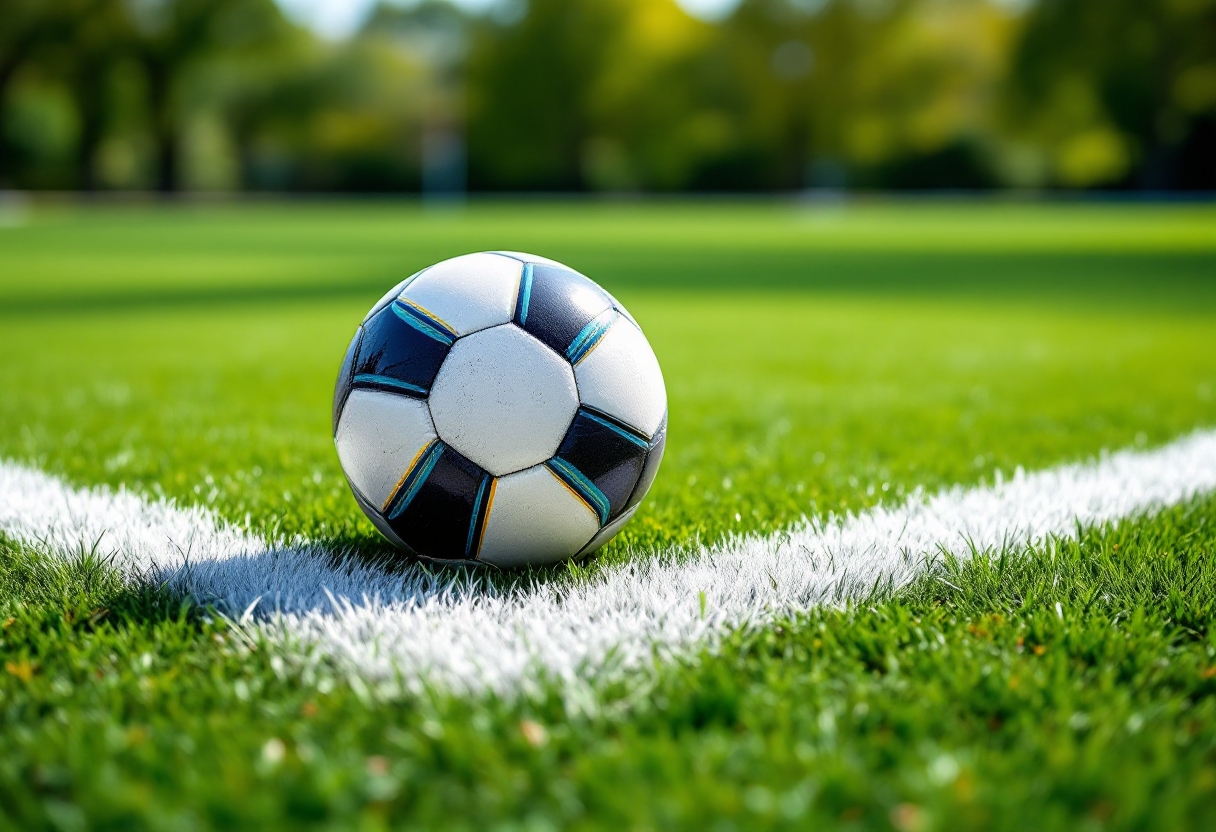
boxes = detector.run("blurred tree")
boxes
[123,0,287,192]
[218,25,430,192]
[466,0,632,190]
[288,38,428,191]
[58,1,135,190]
[578,0,723,191]
[363,1,468,197]
[4,0,1214,193]
[849,0,1016,189]
[719,0,920,189]
[0,0,67,186]
[1009,0,1216,189]
[218,33,331,189]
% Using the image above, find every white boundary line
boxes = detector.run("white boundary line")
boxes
[4,430,1216,697]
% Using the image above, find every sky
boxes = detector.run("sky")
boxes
[276,0,742,39]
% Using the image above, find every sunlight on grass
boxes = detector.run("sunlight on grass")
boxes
[2,202,1215,556]
[3,200,1216,829]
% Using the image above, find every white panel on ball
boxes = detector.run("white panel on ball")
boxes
[399,252,523,336]
[478,465,601,567]
[573,318,667,437]
[577,505,638,558]
[334,390,437,509]
[494,250,570,269]
[362,271,421,323]
[429,324,579,476]
[602,288,639,327]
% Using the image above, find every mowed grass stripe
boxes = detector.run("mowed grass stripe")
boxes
[4,429,1216,696]
[4,202,1214,308]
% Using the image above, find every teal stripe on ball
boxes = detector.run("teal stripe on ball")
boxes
[545,457,610,526]
[392,300,456,345]
[386,440,445,520]
[566,310,618,365]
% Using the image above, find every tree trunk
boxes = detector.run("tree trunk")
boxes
[73,62,106,191]
[235,132,258,191]
[783,102,811,191]
[155,126,179,194]
[0,55,28,188]
[144,56,179,194]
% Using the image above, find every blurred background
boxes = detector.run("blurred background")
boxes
[0,0,1213,196]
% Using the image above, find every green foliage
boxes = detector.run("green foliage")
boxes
[2,0,1214,192]
[1009,0,1216,188]
[468,0,631,190]
[0,0,89,187]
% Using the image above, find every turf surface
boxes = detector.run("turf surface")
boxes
[1,199,1215,828]
[3,493,1215,830]
[2,201,1215,555]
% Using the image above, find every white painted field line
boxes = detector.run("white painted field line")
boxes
[3,430,1216,697]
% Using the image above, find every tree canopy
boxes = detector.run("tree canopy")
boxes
[0,0,1211,192]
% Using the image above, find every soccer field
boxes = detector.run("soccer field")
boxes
[2,200,1216,829]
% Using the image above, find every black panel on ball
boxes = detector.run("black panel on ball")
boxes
[386,445,492,561]
[514,264,613,357]
[362,270,423,324]
[332,325,364,436]
[625,411,667,514]
[351,301,451,398]
[348,477,411,551]
[554,407,650,522]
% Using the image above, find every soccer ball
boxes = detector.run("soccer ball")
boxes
[332,252,667,567]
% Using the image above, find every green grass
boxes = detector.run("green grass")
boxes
[3,494,1215,830]
[3,201,1214,310]
[2,201,1215,553]
[1,199,1216,828]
